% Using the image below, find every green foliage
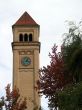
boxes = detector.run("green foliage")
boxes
[58,82,82,110]
[58,21,82,110]
[62,21,82,83]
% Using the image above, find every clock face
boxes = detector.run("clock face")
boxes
[21,56,31,66]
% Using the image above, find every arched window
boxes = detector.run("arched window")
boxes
[24,34,28,42]
[19,34,23,42]
[29,34,32,42]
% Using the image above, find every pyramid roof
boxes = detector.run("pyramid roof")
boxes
[12,12,39,27]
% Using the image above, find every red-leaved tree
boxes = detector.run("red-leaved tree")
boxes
[0,84,27,110]
[37,45,73,109]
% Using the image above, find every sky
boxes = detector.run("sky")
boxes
[0,0,82,109]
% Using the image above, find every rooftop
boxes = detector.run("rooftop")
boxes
[12,11,39,27]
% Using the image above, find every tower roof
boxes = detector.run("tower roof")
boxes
[12,11,39,27]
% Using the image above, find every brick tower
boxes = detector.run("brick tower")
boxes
[12,12,40,110]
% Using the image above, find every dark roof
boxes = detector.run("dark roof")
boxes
[12,11,39,27]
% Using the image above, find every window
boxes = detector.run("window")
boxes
[19,34,23,41]
[24,34,28,42]
[19,33,32,42]
[29,34,32,42]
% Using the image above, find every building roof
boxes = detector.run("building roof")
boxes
[12,11,39,27]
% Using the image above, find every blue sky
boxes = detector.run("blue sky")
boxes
[0,0,82,109]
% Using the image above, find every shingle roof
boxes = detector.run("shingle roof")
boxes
[12,11,39,27]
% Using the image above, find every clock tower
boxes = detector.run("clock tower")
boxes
[12,12,40,110]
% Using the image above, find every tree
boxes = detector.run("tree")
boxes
[57,21,82,110]
[0,84,27,110]
[58,82,82,110]
[37,45,71,109]
[61,21,82,83]
[37,21,82,109]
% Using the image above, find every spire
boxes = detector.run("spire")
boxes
[12,11,39,27]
